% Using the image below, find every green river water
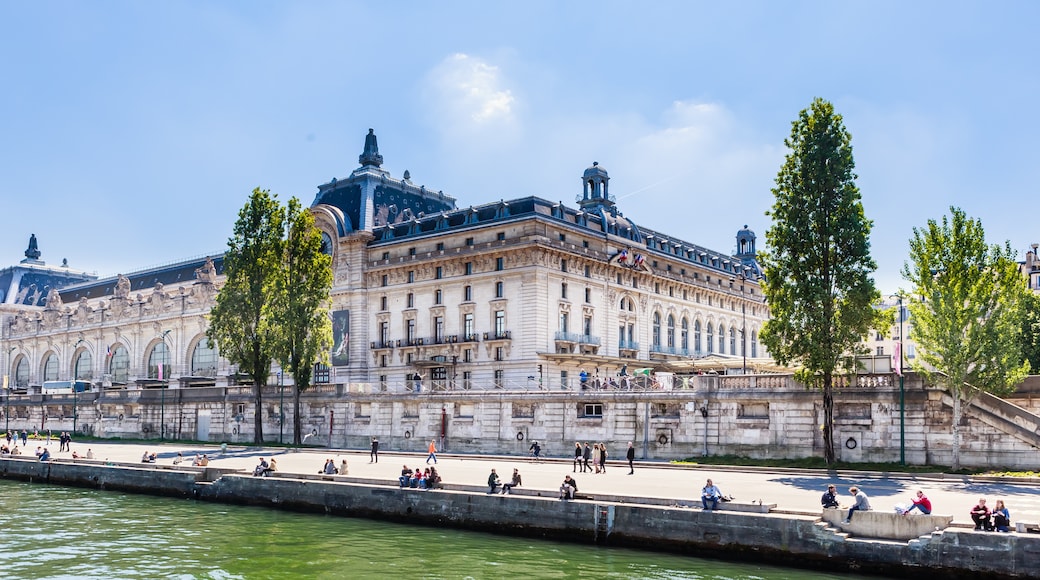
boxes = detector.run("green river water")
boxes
[0,480,876,579]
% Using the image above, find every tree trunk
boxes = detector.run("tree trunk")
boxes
[822,374,835,464]
[293,386,302,446]
[253,381,264,445]
[951,393,962,471]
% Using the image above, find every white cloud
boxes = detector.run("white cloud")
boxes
[425,53,517,131]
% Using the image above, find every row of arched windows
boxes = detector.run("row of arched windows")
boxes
[650,312,758,356]
[9,338,219,387]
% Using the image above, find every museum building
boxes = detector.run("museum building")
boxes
[2,130,767,395]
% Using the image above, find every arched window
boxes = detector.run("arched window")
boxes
[109,345,129,384]
[74,350,92,380]
[730,327,736,354]
[148,341,170,379]
[718,324,726,354]
[666,315,676,348]
[706,323,714,354]
[14,356,28,387]
[652,312,661,348]
[192,337,218,377]
[751,330,758,358]
[694,320,701,354]
[681,318,689,351]
[42,354,58,382]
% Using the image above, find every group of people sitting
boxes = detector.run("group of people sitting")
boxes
[35,446,52,461]
[319,458,349,475]
[0,444,23,456]
[970,498,1012,532]
[486,468,523,494]
[399,465,442,489]
[253,457,278,477]
[141,451,157,463]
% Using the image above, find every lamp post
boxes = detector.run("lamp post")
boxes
[5,347,15,434]
[73,339,85,435]
[895,295,906,466]
[278,369,284,445]
[159,330,171,441]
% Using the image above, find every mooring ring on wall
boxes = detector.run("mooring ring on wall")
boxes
[118,413,124,422]
[657,433,669,445]
[845,437,857,450]
[312,428,318,436]
[404,430,412,439]
[516,431,525,441]
[232,426,239,435]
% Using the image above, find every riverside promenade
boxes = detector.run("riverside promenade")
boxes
[32,438,1040,527]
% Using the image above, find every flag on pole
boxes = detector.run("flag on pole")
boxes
[106,345,112,359]
[892,342,902,376]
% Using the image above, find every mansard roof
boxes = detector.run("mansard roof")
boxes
[59,254,224,302]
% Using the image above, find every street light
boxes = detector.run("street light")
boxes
[159,330,171,441]
[73,339,85,435]
[893,295,906,466]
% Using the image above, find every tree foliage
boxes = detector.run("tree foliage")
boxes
[273,197,333,445]
[1020,291,1040,371]
[902,206,1029,470]
[208,188,285,445]
[759,98,883,464]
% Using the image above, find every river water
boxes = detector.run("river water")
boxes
[0,480,875,579]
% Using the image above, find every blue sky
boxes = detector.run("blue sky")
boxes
[2,1,1037,294]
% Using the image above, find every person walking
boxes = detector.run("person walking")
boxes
[626,442,635,475]
[599,443,607,473]
[573,442,583,472]
[426,440,438,464]
[582,443,592,472]
[370,437,379,463]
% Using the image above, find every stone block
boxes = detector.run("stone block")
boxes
[822,508,952,541]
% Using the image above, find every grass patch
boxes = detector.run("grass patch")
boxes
[672,454,979,475]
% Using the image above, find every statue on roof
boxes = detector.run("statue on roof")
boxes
[194,257,216,284]
[114,274,131,299]
[44,287,62,310]
[359,128,383,168]
[24,234,41,261]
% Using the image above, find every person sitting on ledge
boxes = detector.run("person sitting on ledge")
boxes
[254,457,270,477]
[487,468,501,494]
[172,452,184,465]
[701,479,723,511]
[559,475,577,500]
[198,454,210,466]
[268,458,278,473]
[992,499,1011,532]
[426,466,442,490]
[904,490,932,515]
[970,498,993,531]
[842,486,871,524]
[501,468,522,495]
[38,447,51,462]
[321,458,337,475]
[399,465,413,487]
[821,484,840,509]
[142,451,156,463]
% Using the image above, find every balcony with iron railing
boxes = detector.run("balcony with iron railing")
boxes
[484,330,511,341]
[649,344,691,357]
[618,340,640,351]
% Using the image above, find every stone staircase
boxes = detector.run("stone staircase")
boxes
[940,389,1040,449]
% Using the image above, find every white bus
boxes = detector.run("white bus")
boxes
[42,380,92,394]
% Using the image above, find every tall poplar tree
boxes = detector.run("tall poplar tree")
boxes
[760,98,883,464]
[902,207,1029,470]
[273,197,333,445]
[208,188,284,445]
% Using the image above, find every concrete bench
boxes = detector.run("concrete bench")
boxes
[822,507,953,540]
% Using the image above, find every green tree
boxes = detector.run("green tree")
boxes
[1020,291,1040,371]
[759,98,883,464]
[273,197,333,445]
[208,188,285,445]
[902,207,1029,470]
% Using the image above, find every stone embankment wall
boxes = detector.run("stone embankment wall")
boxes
[1,457,1037,579]
[4,372,1040,469]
